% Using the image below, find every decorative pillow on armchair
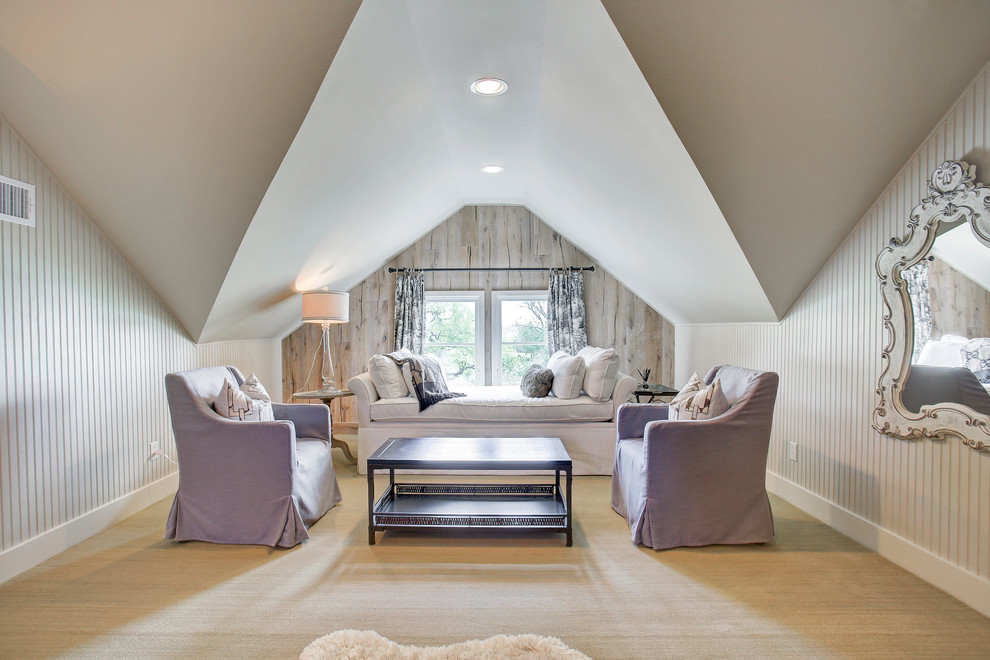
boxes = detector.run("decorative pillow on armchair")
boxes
[521,364,554,397]
[239,372,272,401]
[669,372,704,406]
[214,378,275,422]
[668,378,730,421]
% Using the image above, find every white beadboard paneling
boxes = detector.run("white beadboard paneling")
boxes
[678,61,990,593]
[0,114,278,573]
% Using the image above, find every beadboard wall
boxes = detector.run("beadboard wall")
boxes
[0,115,279,579]
[677,61,990,613]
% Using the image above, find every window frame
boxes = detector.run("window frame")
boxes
[423,290,486,386]
[491,290,550,386]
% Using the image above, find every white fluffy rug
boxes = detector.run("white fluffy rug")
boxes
[299,630,592,659]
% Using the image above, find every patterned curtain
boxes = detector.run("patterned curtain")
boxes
[547,270,588,355]
[903,260,931,363]
[393,271,424,354]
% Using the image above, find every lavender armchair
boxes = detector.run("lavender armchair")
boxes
[611,365,779,550]
[164,366,343,547]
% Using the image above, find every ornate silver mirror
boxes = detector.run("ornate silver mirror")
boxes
[874,161,990,451]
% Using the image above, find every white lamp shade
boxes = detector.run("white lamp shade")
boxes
[302,290,349,323]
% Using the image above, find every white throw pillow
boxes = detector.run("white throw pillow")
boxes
[368,350,411,399]
[669,372,704,406]
[214,378,274,422]
[916,340,965,368]
[668,378,730,421]
[577,345,620,401]
[239,372,272,401]
[547,350,587,399]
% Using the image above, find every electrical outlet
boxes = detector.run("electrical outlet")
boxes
[146,440,176,466]
[788,441,798,462]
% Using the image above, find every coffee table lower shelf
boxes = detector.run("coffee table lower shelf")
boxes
[370,483,569,542]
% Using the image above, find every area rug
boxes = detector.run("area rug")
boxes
[299,629,592,659]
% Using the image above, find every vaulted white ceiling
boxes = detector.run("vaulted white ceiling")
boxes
[2,0,990,343]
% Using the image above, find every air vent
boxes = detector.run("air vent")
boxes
[0,174,35,227]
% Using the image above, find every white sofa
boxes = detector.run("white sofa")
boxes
[348,371,637,475]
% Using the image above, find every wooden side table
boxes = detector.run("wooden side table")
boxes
[292,389,357,463]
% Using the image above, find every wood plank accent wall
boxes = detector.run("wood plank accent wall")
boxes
[677,60,990,584]
[282,205,674,418]
[928,257,990,339]
[0,114,278,555]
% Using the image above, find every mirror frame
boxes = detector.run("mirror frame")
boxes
[874,160,990,452]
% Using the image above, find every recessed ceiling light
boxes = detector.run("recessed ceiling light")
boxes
[470,78,508,96]
[481,165,504,174]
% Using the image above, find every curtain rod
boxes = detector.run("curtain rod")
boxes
[388,266,594,273]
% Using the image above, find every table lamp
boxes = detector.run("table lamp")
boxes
[302,289,349,391]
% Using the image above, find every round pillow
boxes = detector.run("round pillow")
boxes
[521,364,554,397]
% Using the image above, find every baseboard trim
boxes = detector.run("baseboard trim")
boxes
[0,473,178,584]
[767,472,990,619]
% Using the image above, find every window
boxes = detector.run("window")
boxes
[492,291,549,386]
[424,291,485,388]
[424,290,548,387]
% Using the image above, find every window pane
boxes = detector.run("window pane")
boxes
[424,296,481,387]
[500,344,550,386]
[426,301,477,344]
[429,345,476,389]
[500,300,547,343]
[498,298,549,386]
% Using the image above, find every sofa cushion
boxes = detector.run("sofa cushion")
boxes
[370,385,614,422]
[521,364,554,397]
[213,378,275,422]
[368,350,411,399]
[668,378,729,421]
[547,350,586,399]
[577,346,620,401]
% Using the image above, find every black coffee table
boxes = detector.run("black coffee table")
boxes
[366,437,573,546]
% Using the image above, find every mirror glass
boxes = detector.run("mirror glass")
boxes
[901,223,990,415]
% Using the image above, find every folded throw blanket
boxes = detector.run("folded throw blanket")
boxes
[387,353,466,411]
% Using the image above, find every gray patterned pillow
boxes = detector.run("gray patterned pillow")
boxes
[521,364,554,397]
[213,378,274,422]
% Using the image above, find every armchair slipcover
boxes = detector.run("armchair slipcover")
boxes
[164,366,342,547]
[611,365,779,550]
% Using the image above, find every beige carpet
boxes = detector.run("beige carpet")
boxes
[1,451,989,659]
